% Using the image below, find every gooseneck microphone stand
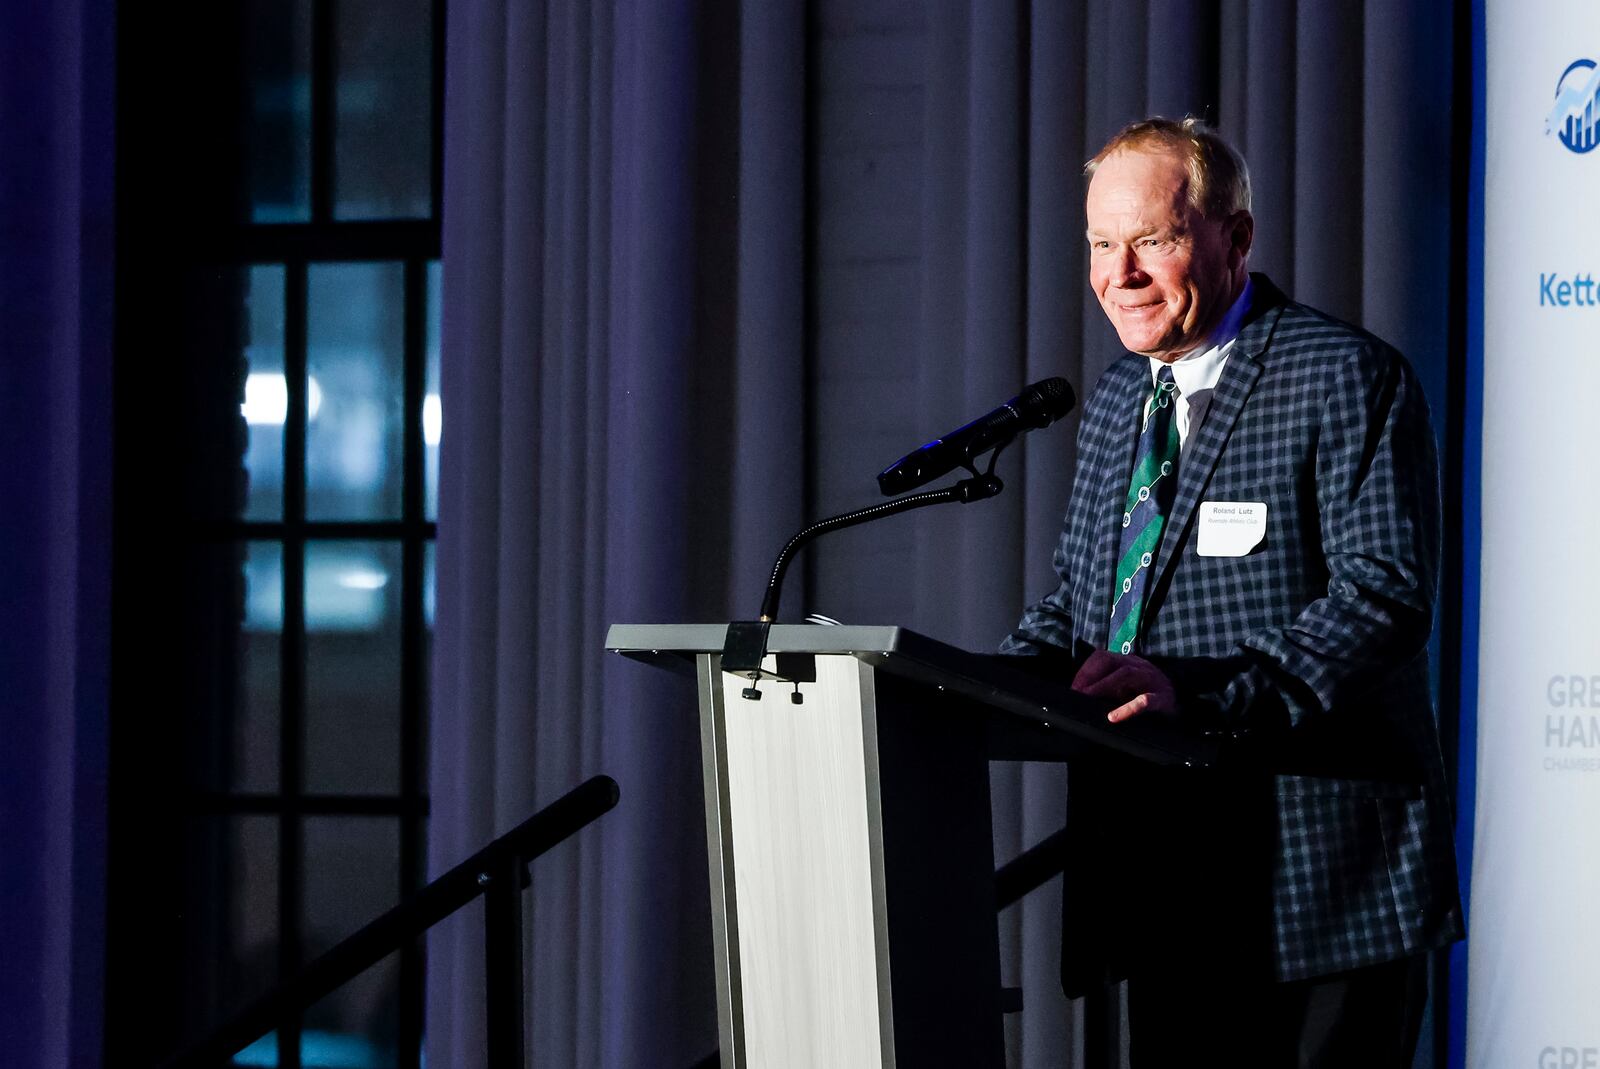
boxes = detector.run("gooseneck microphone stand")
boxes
[721,447,1008,700]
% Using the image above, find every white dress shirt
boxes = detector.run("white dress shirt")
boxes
[1147,277,1253,448]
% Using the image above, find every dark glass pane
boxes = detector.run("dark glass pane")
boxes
[305,541,401,793]
[238,541,283,793]
[184,816,280,1043]
[302,819,402,1066]
[299,953,402,1069]
[307,263,405,521]
[186,541,252,794]
[243,265,286,521]
[425,259,441,521]
[334,0,433,219]
[303,816,400,953]
[232,817,283,1015]
[423,541,436,633]
[246,0,313,222]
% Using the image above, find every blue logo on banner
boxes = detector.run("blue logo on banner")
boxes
[1547,59,1600,154]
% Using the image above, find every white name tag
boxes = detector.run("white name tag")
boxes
[1196,501,1267,557]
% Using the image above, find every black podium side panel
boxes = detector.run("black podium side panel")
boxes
[872,673,1005,1068]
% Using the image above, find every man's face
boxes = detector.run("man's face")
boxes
[1085,148,1249,361]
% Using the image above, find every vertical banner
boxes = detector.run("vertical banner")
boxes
[1473,3,1600,1066]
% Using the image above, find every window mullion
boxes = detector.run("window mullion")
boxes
[279,258,309,1069]
[397,257,428,1069]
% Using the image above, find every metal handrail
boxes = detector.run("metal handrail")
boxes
[160,775,620,1069]
[994,826,1069,911]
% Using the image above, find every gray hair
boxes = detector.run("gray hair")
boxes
[1085,116,1253,220]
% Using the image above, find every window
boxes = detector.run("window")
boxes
[112,3,444,1066]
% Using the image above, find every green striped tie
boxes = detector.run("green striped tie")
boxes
[1108,367,1180,654]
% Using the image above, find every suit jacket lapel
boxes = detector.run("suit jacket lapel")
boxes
[1150,278,1285,599]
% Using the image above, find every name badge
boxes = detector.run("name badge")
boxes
[1196,501,1267,557]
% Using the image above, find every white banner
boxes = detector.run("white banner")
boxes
[1472,5,1600,1067]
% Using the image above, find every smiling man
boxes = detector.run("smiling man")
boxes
[1002,118,1462,1066]
[1086,141,1251,361]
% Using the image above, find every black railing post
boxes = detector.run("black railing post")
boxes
[482,851,527,1067]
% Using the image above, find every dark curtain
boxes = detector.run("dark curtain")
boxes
[429,1,797,1064]
[430,2,1458,1067]
[0,1,115,1066]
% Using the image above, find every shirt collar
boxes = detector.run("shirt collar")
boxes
[1147,276,1253,395]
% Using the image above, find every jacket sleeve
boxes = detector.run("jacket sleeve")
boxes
[1000,517,1083,656]
[999,383,1112,658]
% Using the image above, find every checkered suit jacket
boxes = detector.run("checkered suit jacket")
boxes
[1003,275,1463,984]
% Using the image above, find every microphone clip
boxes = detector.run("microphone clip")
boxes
[720,620,817,703]
[951,439,1008,502]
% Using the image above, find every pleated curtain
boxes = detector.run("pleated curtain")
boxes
[429,2,1459,1066]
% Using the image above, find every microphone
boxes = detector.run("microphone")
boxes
[876,377,1076,496]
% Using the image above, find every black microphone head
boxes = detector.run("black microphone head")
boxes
[1017,376,1076,428]
[875,377,1078,497]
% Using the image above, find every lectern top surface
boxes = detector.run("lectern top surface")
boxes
[604,623,1218,769]
[605,623,909,656]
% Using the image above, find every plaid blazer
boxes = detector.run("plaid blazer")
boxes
[1003,275,1463,984]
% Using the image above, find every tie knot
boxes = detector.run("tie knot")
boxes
[1148,367,1179,419]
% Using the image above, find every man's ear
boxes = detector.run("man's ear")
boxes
[1228,210,1255,266]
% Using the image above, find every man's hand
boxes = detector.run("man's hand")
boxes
[1071,650,1179,723]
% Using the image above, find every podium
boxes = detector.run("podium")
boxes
[605,624,1215,1069]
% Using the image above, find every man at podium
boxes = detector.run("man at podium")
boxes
[1002,118,1462,1066]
